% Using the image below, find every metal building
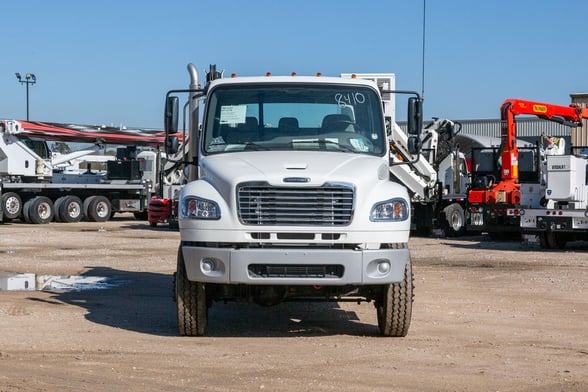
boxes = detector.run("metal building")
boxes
[570,93,588,148]
[452,117,571,139]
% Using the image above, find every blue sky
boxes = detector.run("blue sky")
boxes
[2,0,587,129]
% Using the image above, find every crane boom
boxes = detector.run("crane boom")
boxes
[1,119,176,146]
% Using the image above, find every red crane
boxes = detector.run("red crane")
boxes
[467,98,588,236]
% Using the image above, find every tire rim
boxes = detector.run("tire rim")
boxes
[96,201,109,218]
[67,202,81,218]
[38,202,51,220]
[5,196,20,215]
[451,212,463,231]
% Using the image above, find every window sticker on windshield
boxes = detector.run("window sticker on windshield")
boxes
[350,138,369,152]
[220,105,247,124]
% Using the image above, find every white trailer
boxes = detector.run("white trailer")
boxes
[164,64,424,337]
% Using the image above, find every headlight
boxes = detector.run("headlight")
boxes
[181,196,221,219]
[370,198,409,222]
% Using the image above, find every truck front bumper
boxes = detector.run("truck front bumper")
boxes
[180,245,409,286]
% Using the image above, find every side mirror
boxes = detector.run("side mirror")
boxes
[407,97,423,136]
[166,135,179,155]
[407,136,421,155]
[165,96,179,134]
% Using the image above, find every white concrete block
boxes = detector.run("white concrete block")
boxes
[0,273,36,291]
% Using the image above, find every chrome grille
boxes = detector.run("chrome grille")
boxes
[237,183,354,226]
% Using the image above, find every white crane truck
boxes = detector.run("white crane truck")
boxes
[0,120,165,224]
[344,74,469,237]
[389,117,469,236]
[165,64,424,336]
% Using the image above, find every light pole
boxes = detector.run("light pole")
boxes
[15,72,36,121]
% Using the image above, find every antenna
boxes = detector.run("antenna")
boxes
[421,0,426,101]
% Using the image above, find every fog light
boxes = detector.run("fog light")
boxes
[377,261,391,274]
[201,259,215,273]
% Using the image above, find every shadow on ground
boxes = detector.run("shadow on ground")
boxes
[40,267,379,338]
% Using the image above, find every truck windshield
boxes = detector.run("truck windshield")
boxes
[203,83,386,156]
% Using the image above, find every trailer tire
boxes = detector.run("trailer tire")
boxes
[176,248,207,336]
[28,196,54,224]
[442,203,465,237]
[85,196,111,222]
[375,256,413,337]
[1,192,23,221]
[59,196,83,223]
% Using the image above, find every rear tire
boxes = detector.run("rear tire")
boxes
[85,196,111,222]
[53,196,67,222]
[540,232,567,249]
[59,195,83,223]
[176,248,207,336]
[28,196,54,224]
[22,198,33,223]
[442,203,465,237]
[375,257,414,337]
[1,192,23,221]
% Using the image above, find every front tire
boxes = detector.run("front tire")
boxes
[1,192,23,221]
[375,257,414,337]
[176,248,208,336]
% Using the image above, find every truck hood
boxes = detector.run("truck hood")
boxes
[199,151,389,194]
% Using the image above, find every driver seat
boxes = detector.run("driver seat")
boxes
[321,114,353,132]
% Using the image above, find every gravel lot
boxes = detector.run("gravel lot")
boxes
[0,215,587,391]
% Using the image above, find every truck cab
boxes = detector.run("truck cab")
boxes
[167,65,419,337]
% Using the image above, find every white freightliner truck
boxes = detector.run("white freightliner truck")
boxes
[0,119,165,224]
[165,64,424,336]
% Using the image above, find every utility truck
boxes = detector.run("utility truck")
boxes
[0,119,168,224]
[518,101,588,248]
[344,74,469,237]
[466,99,575,239]
[165,64,423,337]
[390,117,469,236]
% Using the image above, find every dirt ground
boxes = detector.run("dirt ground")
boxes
[0,215,587,392]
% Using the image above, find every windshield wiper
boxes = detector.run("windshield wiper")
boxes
[243,142,270,150]
[293,139,356,152]
[209,141,269,151]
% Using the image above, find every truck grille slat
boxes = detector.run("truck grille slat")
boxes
[237,183,354,226]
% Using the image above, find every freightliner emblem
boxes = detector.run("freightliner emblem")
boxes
[283,177,310,183]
